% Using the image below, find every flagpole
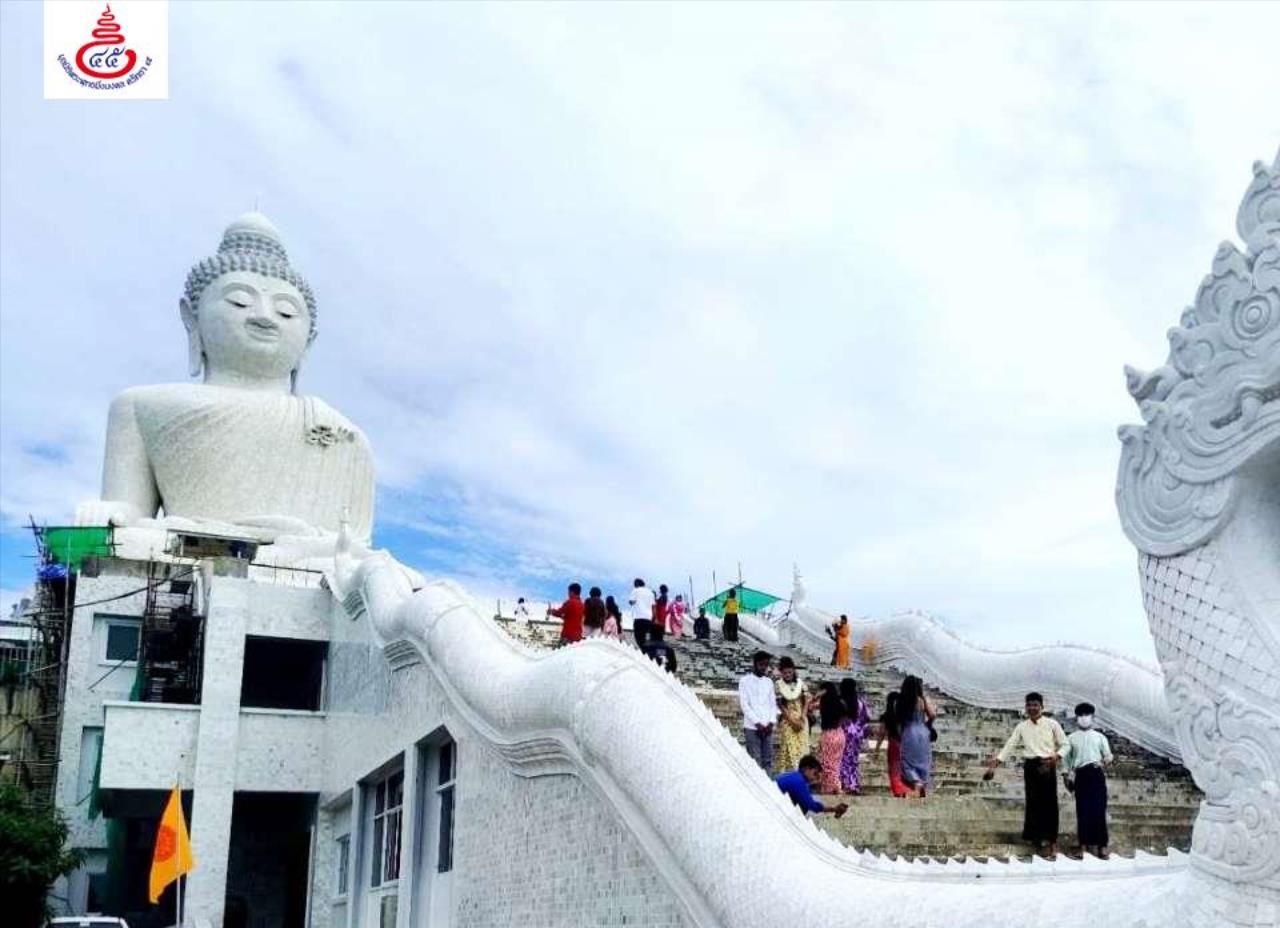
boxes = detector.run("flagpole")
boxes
[175,772,183,928]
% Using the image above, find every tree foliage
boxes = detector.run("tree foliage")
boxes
[0,785,85,928]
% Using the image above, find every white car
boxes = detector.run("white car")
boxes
[48,917,130,928]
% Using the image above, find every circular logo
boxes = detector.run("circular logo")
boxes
[74,5,139,80]
[154,823,177,862]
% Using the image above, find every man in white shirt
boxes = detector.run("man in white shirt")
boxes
[983,691,1067,857]
[739,650,779,771]
[629,578,655,647]
[1061,701,1114,858]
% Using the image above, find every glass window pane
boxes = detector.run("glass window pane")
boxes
[371,816,383,887]
[438,742,454,784]
[105,624,139,661]
[388,771,403,810]
[437,785,454,873]
[384,808,401,882]
[336,835,349,895]
[375,780,385,814]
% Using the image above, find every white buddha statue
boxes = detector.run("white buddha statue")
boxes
[79,213,375,543]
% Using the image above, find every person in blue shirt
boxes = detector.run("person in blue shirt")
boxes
[776,755,849,818]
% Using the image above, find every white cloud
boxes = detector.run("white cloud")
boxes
[2,1,1277,664]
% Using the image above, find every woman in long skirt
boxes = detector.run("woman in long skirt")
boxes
[873,692,910,798]
[668,594,687,638]
[831,616,851,668]
[896,675,936,798]
[838,678,871,794]
[774,657,813,773]
[1062,701,1114,858]
[817,683,847,793]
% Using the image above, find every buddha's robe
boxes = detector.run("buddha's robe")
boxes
[119,384,375,540]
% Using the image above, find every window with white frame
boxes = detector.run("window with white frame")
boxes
[370,769,404,888]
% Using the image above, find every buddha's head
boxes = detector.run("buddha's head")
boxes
[180,213,318,389]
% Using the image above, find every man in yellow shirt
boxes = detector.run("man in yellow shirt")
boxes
[722,587,740,642]
[982,691,1067,858]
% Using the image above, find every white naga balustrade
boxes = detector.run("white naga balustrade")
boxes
[781,597,1180,761]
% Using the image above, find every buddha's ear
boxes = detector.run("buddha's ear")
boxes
[290,365,301,395]
[179,297,204,379]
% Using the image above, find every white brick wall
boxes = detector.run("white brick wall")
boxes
[451,737,690,928]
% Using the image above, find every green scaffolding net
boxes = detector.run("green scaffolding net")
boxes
[40,526,113,570]
[699,586,785,618]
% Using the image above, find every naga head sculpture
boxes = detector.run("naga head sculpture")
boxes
[1117,151,1280,556]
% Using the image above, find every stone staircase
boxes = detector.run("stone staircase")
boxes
[495,618,1200,861]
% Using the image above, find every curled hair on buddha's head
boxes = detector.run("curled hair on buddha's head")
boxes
[181,213,319,380]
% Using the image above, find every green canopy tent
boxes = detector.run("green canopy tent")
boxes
[39,525,114,570]
[698,585,786,619]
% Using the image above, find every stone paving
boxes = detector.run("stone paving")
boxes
[496,617,1200,861]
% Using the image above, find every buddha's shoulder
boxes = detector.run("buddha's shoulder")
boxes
[109,383,203,415]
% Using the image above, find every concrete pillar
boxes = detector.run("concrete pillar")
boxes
[397,745,422,927]
[186,580,248,927]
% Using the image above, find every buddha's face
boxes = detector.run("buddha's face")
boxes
[187,271,311,380]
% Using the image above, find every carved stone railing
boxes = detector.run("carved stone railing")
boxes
[330,551,1188,928]
[781,603,1180,761]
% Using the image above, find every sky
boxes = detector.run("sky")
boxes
[1,1,1277,661]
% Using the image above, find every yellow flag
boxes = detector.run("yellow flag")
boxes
[149,786,195,903]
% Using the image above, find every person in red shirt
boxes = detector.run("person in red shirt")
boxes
[548,582,585,643]
[651,583,670,642]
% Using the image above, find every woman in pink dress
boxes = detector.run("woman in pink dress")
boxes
[603,596,623,639]
[816,682,847,793]
[668,594,688,638]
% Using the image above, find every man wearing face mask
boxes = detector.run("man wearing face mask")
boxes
[1060,701,1114,859]
[983,691,1067,858]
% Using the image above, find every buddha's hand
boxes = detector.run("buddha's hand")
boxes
[74,499,141,527]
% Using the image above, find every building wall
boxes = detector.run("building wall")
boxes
[0,677,40,786]
[450,736,689,928]
[319,614,690,928]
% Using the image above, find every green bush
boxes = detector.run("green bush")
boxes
[0,785,85,928]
